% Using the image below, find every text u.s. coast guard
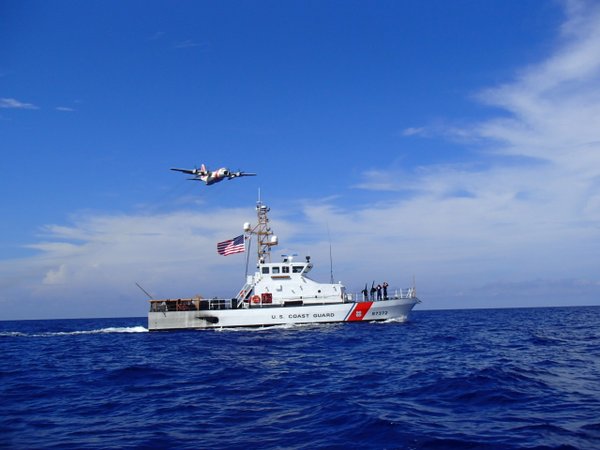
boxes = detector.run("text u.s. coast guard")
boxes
[271,312,335,320]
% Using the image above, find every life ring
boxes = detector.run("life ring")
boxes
[251,295,261,304]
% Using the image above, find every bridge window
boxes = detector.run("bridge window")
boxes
[262,267,269,274]
[282,266,290,274]
[292,266,304,273]
[272,267,280,274]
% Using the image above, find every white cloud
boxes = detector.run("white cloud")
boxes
[0,209,259,318]
[352,168,413,191]
[1,177,598,319]
[402,127,426,137]
[0,98,39,110]
[43,264,68,285]
[2,1,600,319]
[349,0,600,302]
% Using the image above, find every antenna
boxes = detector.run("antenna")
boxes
[327,223,334,283]
[135,282,154,300]
[412,274,417,298]
[244,190,277,263]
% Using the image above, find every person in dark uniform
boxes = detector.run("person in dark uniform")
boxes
[361,284,369,301]
[376,284,382,301]
[370,283,376,301]
[383,281,389,299]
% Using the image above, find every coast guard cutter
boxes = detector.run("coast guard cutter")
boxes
[148,200,419,330]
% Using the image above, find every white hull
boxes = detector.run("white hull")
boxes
[148,298,418,330]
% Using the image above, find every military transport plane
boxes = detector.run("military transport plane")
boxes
[171,164,257,185]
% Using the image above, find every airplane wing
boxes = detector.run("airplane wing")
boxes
[229,171,257,179]
[171,168,198,175]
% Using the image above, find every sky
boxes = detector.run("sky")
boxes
[1,0,599,320]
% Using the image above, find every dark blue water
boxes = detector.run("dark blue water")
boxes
[1,307,599,450]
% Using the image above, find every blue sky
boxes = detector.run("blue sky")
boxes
[2,0,599,319]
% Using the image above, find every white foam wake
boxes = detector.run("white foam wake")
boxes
[49,326,149,335]
[0,326,148,337]
[215,322,337,332]
[90,326,148,334]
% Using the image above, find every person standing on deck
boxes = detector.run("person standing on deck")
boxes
[376,284,382,301]
[383,281,389,299]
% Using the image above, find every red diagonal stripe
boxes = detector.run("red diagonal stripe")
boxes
[346,302,373,321]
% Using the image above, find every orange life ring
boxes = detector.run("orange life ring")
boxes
[251,295,260,304]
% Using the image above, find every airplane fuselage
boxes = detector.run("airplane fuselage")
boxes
[202,168,230,185]
[203,175,225,185]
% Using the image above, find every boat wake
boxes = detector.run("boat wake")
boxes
[381,316,410,324]
[215,322,339,332]
[0,326,148,338]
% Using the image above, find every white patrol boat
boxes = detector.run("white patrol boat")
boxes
[148,201,420,330]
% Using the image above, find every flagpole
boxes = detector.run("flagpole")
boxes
[244,235,252,280]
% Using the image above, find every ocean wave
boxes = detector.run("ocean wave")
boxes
[101,365,173,384]
[0,331,28,337]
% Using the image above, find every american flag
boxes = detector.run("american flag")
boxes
[217,234,245,256]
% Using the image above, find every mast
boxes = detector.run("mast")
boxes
[244,198,278,264]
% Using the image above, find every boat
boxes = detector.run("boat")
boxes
[148,200,420,330]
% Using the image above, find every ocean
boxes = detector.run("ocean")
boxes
[1,306,599,450]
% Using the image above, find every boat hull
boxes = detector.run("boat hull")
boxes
[148,298,419,330]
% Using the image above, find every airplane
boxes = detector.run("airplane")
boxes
[170,164,257,185]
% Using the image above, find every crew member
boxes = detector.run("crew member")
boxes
[361,286,369,301]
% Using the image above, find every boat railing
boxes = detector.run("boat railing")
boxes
[149,298,238,312]
[149,286,418,312]
[349,287,417,302]
[235,283,254,308]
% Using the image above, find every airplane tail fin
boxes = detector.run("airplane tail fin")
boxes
[200,164,207,174]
